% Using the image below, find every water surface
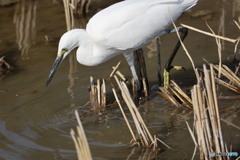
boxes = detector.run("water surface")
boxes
[0,0,240,159]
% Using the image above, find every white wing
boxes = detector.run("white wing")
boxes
[86,0,197,50]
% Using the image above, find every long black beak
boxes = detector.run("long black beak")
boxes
[46,54,64,86]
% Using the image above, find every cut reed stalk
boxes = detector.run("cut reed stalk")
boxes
[188,64,228,160]
[89,76,106,110]
[180,23,237,43]
[112,88,138,144]
[118,78,148,139]
[204,61,240,94]
[169,80,192,108]
[109,62,126,81]
[113,75,170,150]
[134,49,149,99]
[63,0,72,31]
[70,110,92,160]
[216,78,240,94]
[206,22,223,78]
[109,61,121,78]
[115,75,154,147]
[159,80,192,108]
[159,87,181,107]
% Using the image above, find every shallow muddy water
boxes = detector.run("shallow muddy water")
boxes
[0,0,240,160]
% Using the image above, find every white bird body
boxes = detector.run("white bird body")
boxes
[87,0,196,50]
[46,0,198,86]
[78,0,197,66]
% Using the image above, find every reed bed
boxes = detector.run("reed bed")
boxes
[187,64,228,160]
[88,60,149,110]
[159,21,240,107]
[86,64,170,152]
[163,22,240,159]
[70,110,92,160]
[62,3,239,159]
[64,0,149,110]
[112,75,170,150]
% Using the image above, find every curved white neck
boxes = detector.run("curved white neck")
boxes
[75,30,119,66]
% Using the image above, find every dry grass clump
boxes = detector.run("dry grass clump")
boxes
[187,64,228,160]
[70,110,92,160]
[112,75,170,151]
[89,76,106,111]
[88,61,149,110]
[208,62,240,94]
[167,22,240,159]
[159,20,240,107]
[159,81,192,108]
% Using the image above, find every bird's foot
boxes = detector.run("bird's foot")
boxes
[173,66,186,71]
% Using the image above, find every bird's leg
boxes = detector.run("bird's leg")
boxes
[123,52,141,91]
[164,27,188,89]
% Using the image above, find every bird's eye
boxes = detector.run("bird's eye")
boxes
[58,48,68,56]
[62,48,68,52]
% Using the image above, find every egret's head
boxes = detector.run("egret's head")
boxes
[46,29,81,86]
[58,29,81,59]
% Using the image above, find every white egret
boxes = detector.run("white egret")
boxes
[46,0,198,88]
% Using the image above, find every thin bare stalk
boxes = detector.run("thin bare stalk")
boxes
[171,21,200,81]
[70,110,92,160]
[206,22,222,78]
[113,75,166,150]
[180,23,237,43]
[112,88,137,142]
